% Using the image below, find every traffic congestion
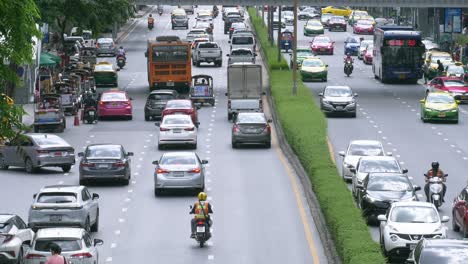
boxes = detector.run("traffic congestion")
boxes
[1,3,468,264]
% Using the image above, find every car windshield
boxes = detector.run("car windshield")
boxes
[297,50,313,57]
[427,94,455,104]
[152,45,188,62]
[86,145,122,159]
[313,37,330,43]
[35,239,82,252]
[324,87,352,97]
[444,80,465,86]
[101,93,126,101]
[97,38,113,44]
[163,117,192,125]
[357,20,372,25]
[308,20,322,26]
[390,206,439,223]
[196,23,210,28]
[359,159,400,173]
[237,114,266,123]
[431,56,452,63]
[199,43,218,48]
[322,14,333,19]
[148,94,175,100]
[447,67,465,74]
[32,135,69,147]
[160,155,197,165]
[348,143,383,156]
[166,100,191,108]
[37,193,77,203]
[367,176,411,192]
[419,245,468,263]
[174,15,186,19]
[232,37,253,45]
[354,11,368,16]
[302,60,324,67]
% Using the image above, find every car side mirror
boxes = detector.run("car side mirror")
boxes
[77,152,84,157]
[377,215,387,221]
[196,105,201,110]
[201,160,209,164]
[127,152,134,156]
[420,99,425,103]
[338,151,345,157]
[228,40,231,43]
[350,168,356,173]
[414,185,421,191]
[318,92,323,97]
[152,160,159,165]
[33,193,37,199]
[92,193,99,200]
[155,122,160,127]
[402,169,408,173]
[261,91,266,95]
[386,152,393,156]
[94,239,104,246]
[195,121,200,126]
[441,216,450,223]
[353,93,358,97]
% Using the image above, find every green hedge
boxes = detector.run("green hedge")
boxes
[248,8,387,264]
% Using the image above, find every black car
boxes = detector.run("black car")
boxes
[144,90,179,121]
[407,239,468,263]
[357,173,420,223]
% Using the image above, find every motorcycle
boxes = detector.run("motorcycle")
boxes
[116,55,126,69]
[83,106,98,124]
[425,174,447,209]
[157,6,163,15]
[148,22,154,30]
[190,206,211,247]
[344,60,353,77]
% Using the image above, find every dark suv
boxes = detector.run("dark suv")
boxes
[144,90,179,121]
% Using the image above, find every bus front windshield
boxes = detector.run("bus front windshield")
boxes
[152,45,189,62]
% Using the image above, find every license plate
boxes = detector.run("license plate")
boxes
[99,164,109,168]
[54,152,63,157]
[438,113,446,117]
[167,82,175,87]
[50,215,62,222]
[89,111,95,115]
[246,128,257,133]
[173,172,184,177]
[174,112,185,115]
[320,48,325,51]
[173,129,182,133]
[336,106,344,110]
[197,226,205,232]
[113,103,118,106]
[399,74,406,79]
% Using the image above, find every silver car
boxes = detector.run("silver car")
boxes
[0,133,75,173]
[319,86,358,117]
[227,48,256,64]
[0,215,34,264]
[358,40,373,60]
[96,38,116,57]
[78,144,133,185]
[28,185,100,232]
[153,152,207,196]
[338,140,388,182]
[24,228,103,264]
[231,112,272,148]
[156,115,198,150]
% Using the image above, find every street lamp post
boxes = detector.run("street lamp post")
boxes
[292,0,298,95]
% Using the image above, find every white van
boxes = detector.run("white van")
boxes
[229,33,255,52]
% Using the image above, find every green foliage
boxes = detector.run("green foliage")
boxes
[455,34,468,46]
[247,7,388,264]
[0,95,28,142]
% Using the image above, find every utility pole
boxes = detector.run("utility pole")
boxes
[292,0,297,95]
[277,6,282,62]
[269,6,274,45]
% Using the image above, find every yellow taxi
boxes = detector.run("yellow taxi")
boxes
[94,61,118,87]
[321,6,352,17]
[360,15,376,25]
[349,10,369,25]
[423,51,453,80]
[300,57,328,82]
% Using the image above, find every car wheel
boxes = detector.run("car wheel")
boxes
[0,155,9,170]
[227,113,233,121]
[192,143,197,150]
[231,141,238,149]
[122,177,130,185]
[84,217,91,232]
[265,142,271,149]
[79,179,88,186]
[145,115,150,121]
[25,158,36,174]
[154,188,162,196]
[350,112,357,118]
[452,212,460,232]
[128,116,133,121]
[356,194,362,209]
[91,210,99,232]
[380,234,388,257]
[61,165,71,173]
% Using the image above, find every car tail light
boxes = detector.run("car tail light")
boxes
[232,124,240,133]
[265,124,271,133]
[197,221,205,225]
[26,253,45,259]
[99,101,105,105]
[160,127,170,131]
[113,161,126,167]
[189,168,201,173]
[81,161,95,167]
[70,252,93,258]
[0,234,14,244]
[157,168,170,174]
[36,150,49,154]
[185,127,195,131]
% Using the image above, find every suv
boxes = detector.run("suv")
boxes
[144,90,179,121]
[227,48,256,64]
[171,11,189,29]
[0,214,34,264]
[407,239,468,263]
[28,185,100,232]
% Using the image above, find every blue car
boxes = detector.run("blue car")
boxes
[344,36,360,55]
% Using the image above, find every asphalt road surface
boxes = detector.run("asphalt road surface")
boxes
[1,6,329,264]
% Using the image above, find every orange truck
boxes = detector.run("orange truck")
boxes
[145,36,192,92]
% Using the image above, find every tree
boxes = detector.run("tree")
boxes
[0,94,27,143]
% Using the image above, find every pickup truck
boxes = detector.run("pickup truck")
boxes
[227,48,256,65]
[192,42,223,67]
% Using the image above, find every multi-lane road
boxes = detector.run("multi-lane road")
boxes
[2,6,329,264]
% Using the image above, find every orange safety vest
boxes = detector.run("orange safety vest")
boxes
[194,201,210,220]
[148,17,154,23]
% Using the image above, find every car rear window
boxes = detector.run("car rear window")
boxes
[166,100,191,108]
[97,38,113,43]
[237,114,266,123]
[32,135,69,147]
[37,193,77,203]
[198,43,218,49]
[35,239,82,252]
[163,117,192,125]
[349,144,383,156]
[444,80,465,87]
[101,92,127,101]
[160,155,197,165]
[148,94,176,100]
[232,36,253,45]
[86,145,122,159]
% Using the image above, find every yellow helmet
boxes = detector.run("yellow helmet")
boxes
[198,192,207,201]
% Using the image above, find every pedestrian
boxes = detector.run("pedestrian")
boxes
[45,243,68,264]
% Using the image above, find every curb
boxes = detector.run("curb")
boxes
[248,11,341,264]
[115,6,155,43]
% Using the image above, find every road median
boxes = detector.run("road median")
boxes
[248,8,387,264]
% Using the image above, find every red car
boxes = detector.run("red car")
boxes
[363,46,373,64]
[162,99,199,126]
[310,35,334,55]
[353,20,374,34]
[98,90,133,120]
[452,185,468,237]
[427,77,468,102]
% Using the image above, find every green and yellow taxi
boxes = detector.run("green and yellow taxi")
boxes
[444,62,465,78]
[94,61,118,87]
[348,10,368,25]
[422,51,453,81]
[420,92,459,123]
[291,47,315,68]
[321,6,352,17]
[300,57,328,82]
[304,20,324,36]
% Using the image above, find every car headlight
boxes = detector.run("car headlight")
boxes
[450,109,458,112]
[322,100,331,105]
[390,234,399,242]
[347,102,356,106]
[365,194,380,203]
[425,108,437,112]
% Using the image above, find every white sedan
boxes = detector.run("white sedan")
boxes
[156,114,198,150]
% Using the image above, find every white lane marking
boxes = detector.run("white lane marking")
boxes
[411,109,415,112]
[206,144,211,148]
[106,257,112,262]
[431,126,436,129]
[139,157,143,161]
[387,142,392,145]
[208,133,212,136]
[86,140,91,144]
[207,196,212,201]
[136,165,141,169]
[378,130,382,134]
[392,149,397,152]
[208,255,214,260]
[463,157,468,160]
[64,173,69,176]
[400,161,405,165]
[207,179,212,183]
[114,230,121,235]
[396,97,401,100]
[82,146,86,149]
[124,198,131,202]
[134,172,139,176]
[209,123,214,126]
[362,112,367,115]
[141,152,145,154]
[143,145,148,148]
[373,125,378,128]
[450,144,456,148]
[149,134,153,137]
[146,139,151,142]
[206,138,211,142]
[90,135,95,138]
[444,138,448,141]
[206,157,211,160]
[207,187,212,191]
[382,136,387,140]
[208,128,213,131]
[437,132,443,135]
[396,155,401,158]
[369,120,374,123]
[206,171,211,175]
[128,189,133,193]
[457,150,462,153]
[111,243,117,248]
[402,101,406,104]
[132,180,137,184]
[122,208,128,212]
[206,150,211,154]
[207,241,213,246]
[118,218,126,223]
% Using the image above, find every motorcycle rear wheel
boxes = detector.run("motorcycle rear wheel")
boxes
[199,241,204,248]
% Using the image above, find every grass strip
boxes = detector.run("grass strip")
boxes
[248,8,387,264]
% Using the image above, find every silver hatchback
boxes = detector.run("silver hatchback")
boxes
[152,152,207,196]
[28,185,100,232]
[0,133,75,173]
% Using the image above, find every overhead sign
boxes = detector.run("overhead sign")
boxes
[444,8,462,33]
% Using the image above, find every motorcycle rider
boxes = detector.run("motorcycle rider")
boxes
[424,161,447,202]
[190,192,213,238]
[437,60,444,76]
[343,53,354,64]
[148,14,155,26]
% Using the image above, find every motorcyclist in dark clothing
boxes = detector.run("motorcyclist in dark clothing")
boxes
[424,161,447,202]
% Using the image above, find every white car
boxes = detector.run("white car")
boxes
[156,115,198,150]
[338,140,388,182]
[358,40,373,60]
[282,11,294,25]
[378,202,449,261]
[0,214,34,264]
[24,228,103,264]
[351,156,406,197]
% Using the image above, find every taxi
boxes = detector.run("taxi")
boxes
[422,51,453,80]
[348,10,369,25]
[359,15,376,25]
[420,92,459,123]
[427,77,468,102]
[197,9,213,18]
[98,89,133,120]
[304,19,324,36]
[291,47,315,68]
[93,61,118,87]
[300,57,328,82]
[321,6,352,17]
[444,63,465,78]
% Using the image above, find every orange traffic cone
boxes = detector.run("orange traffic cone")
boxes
[74,112,80,126]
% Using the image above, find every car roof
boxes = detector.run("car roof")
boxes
[350,140,382,146]
[359,156,397,161]
[101,89,126,94]
[424,238,468,247]
[0,214,14,223]
[237,112,265,117]
[325,85,351,90]
[167,99,191,103]
[162,151,196,158]
[149,89,178,95]
[36,228,84,239]
[368,172,406,178]
[163,114,191,120]
[430,51,451,56]
[437,76,465,81]
[392,201,434,207]
[87,143,122,148]
[39,185,83,193]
